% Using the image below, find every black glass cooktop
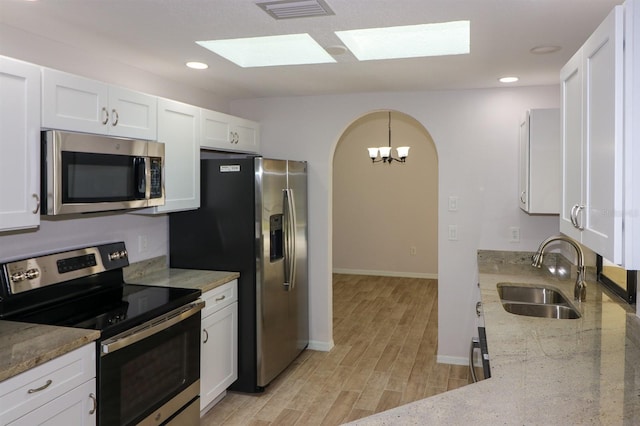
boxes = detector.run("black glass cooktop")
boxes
[8,284,201,339]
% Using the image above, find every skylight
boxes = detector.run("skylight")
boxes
[335,21,470,61]
[196,34,336,68]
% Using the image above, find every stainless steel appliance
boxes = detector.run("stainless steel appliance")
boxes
[169,156,308,393]
[0,242,202,425]
[41,130,165,215]
[597,255,637,304]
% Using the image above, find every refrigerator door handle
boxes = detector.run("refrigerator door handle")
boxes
[283,188,297,291]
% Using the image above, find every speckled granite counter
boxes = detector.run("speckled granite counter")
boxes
[348,250,640,425]
[125,267,239,293]
[0,322,99,382]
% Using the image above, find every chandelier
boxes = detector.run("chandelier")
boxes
[367,111,410,164]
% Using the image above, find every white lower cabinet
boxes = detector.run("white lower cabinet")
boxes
[200,279,238,414]
[0,343,96,425]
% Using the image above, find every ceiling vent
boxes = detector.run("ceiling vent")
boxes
[256,0,334,20]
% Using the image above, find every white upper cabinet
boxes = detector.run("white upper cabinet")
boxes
[201,109,260,153]
[0,56,41,232]
[135,98,200,214]
[42,68,157,140]
[518,108,560,214]
[560,5,624,263]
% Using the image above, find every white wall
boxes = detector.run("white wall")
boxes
[0,213,167,263]
[232,86,561,361]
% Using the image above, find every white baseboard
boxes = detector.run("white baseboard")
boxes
[307,339,334,352]
[332,268,438,279]
[437,354,469,366]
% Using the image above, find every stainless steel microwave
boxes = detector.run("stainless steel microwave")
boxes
[41,130,165,215]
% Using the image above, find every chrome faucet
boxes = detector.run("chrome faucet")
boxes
[531,234,586,301]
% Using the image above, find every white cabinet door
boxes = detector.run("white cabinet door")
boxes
[201,108,260,153]
[518,114,530,212]
[581,5,624,262]
[560,5,623,263]
[150,98,200,213]
[42,69,156,140]
[201,109,232,149]
[105,86,157,140]
[520,109,560,214]
[231,116,260,153]
[0,56,41,232]
[200,302,238,411]
[8,379,96,426]
[560,49,583,240]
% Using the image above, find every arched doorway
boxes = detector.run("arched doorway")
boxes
[332,110,438,277]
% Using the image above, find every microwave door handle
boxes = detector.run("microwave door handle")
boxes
[134,157,146,198]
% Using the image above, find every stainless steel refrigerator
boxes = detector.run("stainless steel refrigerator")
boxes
[169,157,308,393]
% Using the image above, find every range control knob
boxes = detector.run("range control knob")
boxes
[108,251,121,261]
[25,269,40,280]
[10,272,26,283]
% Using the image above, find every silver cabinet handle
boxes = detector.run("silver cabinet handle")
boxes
[570,204,579,228]
[215,295,226,302]
[32,193,40,214]
[101,107,109,125]
[203,329,209,344]
[28,379,52,394]
[89,393,97,415]
[574,205,584,230]
[520,191,526,204]
[111,109,119,126]
[475,301,482,317]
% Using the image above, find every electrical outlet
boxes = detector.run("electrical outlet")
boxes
[448,225,458,241]
[448,196,459,211]
[138,235,148,253]
[509,227,520,243]
[410,246,417,256]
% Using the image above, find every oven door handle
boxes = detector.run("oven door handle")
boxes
[101,300,204,355]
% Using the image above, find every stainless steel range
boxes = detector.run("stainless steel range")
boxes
[0,242,203,426]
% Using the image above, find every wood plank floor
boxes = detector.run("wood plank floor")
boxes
[201,274,470,426]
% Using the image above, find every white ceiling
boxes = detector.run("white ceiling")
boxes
[0,0,623,100]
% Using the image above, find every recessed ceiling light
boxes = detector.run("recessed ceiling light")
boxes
[530,45,561,55]
[186,62,209,70]
[335,21,470,61]
[499,76,519,83]
[196,34,336,67]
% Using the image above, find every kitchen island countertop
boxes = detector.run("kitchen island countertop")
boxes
[348,250,640,425]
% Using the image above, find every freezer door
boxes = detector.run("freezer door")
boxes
[256,158,303,386]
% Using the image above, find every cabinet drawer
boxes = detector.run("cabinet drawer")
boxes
[201,279,237,318]
[0,343,95,424]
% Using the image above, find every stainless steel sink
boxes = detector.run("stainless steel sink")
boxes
[496,283,581,319]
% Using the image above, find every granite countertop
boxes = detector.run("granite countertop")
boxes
[125,267,239,293]
[0,261,238,383]
[348,250,640,425]
[0,322,99,382]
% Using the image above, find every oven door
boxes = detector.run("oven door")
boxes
[98,301,203,426]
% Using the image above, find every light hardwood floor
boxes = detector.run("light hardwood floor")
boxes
[201,274,470,425]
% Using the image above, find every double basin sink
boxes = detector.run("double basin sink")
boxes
[497,283,581,319]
